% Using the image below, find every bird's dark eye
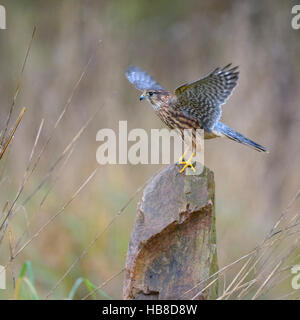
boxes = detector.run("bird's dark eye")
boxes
[148,91,154,96]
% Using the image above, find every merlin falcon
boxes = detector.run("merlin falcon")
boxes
[126,64,268,173]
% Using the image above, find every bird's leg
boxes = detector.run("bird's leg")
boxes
[178,150,188,163]
[178,151,196,174]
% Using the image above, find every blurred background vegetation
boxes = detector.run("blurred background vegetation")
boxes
[0,0,299,299]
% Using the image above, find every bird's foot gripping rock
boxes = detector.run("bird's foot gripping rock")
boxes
[178,151,196,174]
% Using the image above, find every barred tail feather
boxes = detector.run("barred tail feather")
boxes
[214,122,268,153]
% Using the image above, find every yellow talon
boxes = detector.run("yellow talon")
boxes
[179,152,196,173]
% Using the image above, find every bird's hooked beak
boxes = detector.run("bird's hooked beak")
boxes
[139,94,145,101]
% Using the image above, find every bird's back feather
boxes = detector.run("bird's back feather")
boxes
[174,64,239,132]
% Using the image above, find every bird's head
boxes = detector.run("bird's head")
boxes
[139,89,170,110]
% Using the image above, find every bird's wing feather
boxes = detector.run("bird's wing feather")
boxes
[125,65,165,91]
[174,64,239,131]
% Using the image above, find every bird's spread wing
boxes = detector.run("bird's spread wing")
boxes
[125,65,165,91]
[174,64,239,132]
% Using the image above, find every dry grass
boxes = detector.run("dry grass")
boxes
[0,25,142,300]
[183,190,300,300]
[0,27,107,299]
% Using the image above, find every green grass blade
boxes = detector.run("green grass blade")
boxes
[22,277,39,300]
[15,261,37,300]
[18,262,28,278]
[68,277,84,300]
[19,261,34,285]
[68,277,112,300]
[83,278,112,300]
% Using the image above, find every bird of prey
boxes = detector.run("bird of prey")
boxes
[126,65,267,173]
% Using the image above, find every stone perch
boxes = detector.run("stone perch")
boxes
[123,163,218,300]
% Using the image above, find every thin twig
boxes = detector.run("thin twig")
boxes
[0,26,36,145]
[0,112,40,232]
[191,277,219,300]
[218,280,257,300]
[14,146,75,252]
[0,107,27,161]
[25,40,102,182]
[45,172,152,299]
[251,261,282,300]
[10,168,98,261]
[21,110,98,206]
[82,268,125,300]
[8,227,16,289]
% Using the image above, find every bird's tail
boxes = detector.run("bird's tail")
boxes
[214,122,268,152]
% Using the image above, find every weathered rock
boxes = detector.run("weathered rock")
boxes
[123,163,218,300]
